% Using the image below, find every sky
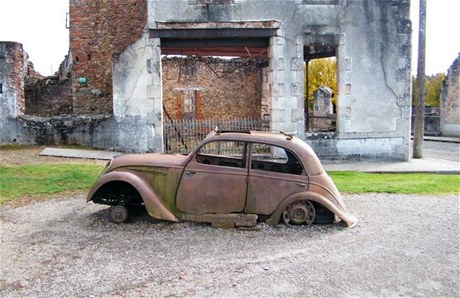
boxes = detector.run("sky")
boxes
[1,0,459,77]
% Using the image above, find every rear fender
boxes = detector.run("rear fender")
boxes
[87,171,178,222]
[266,191,357,227]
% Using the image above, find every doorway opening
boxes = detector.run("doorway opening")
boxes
[151,25,277,152]
[304,45,337,132]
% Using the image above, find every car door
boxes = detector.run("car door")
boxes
[246,142,309,215]
[175,140,248,215]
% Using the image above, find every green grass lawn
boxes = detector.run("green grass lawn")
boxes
[0,164,459,204]
[329,171,460,195]
[0,164,104,204]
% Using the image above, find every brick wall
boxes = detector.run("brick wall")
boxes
[69,0,147,115]
[0,42,28,117]
[162,56,264,120]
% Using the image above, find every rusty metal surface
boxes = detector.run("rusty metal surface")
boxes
[87,131,357,228]
[176,158,247,214]
[150,28,277,39]
[151,21,278,58]
[160,46,268,58]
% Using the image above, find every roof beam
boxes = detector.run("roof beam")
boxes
[150,28,277,39]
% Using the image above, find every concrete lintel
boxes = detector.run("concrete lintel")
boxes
[154,20,281,30]
[39,147,121,160]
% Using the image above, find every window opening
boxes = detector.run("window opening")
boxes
[196,140,247,168]
[304,45,337,132]
[250,143,304,175]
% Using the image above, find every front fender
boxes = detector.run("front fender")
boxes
[266,191,357,227]
[87,171,179,222]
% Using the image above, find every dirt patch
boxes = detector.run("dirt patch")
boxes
[0,194,458,297]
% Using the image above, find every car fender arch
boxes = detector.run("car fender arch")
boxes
[266,191,357,227]
[87,171,179,222]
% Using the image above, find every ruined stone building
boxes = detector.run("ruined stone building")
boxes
[1,0,414,160]
[440,53,460,137]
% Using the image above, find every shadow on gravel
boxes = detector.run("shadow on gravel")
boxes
[85,206,343,235]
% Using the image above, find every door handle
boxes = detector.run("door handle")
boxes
[186,171,196,175]
[296,182,306,187]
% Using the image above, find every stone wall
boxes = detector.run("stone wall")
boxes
[24,77,73,116]
[162,56,263,120]
[0,42,27,119]
[440,53,460,137]
[2,1,414,160]
[148,0,412,160]
[69,0,147,115]
[1,115,153,153]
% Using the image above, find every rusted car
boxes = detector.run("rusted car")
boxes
[87,130,357,228]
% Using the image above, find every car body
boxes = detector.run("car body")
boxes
[87,130,357,228]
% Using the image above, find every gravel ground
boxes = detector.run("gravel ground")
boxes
[1,194,459,297]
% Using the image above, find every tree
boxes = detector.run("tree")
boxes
[304,58,337,110]
[425,73,445,106]
[412,73,445,107]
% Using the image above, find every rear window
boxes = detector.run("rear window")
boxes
[250,143,304,175]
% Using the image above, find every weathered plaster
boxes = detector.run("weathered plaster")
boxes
[145,0,411,160]
[1,0,413,160]
[113,33,163,151]
[440,54,460,137]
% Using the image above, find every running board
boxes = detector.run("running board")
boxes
[181,213,258,228]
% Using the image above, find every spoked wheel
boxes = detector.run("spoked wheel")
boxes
[110,205,129,223]
[282,200,316,227]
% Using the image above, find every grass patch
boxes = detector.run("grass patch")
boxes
[329,171,460,195]
[0,164,104,204]
[1,164,458,205]
[0,143,29,150]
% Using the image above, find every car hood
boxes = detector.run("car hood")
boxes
[108,153,189,171]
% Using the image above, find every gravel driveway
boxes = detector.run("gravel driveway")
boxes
[1,194,458,297]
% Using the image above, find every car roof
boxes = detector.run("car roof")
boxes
[202,130,325,175]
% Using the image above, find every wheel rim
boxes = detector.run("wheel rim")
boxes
[111,205,129,223]
[282,200,315,226]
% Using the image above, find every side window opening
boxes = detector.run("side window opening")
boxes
[250,143,304,175]
[196,140,246,168]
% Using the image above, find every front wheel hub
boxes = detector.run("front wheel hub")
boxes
[282,200,315,227]
[110,205,129,223]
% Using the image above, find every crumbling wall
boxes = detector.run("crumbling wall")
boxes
[2,115,153,152]
[69,0,147,115]
[440,53,460,137]
[3,1,414,160]
[0,42,27,118]
[24,77,72,116]
[151,0,412,160]
[162,56,263,120]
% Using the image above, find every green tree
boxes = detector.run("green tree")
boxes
[412,73,445,107]
[304,58,337,110]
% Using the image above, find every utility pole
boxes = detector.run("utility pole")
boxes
[413,0,427,158]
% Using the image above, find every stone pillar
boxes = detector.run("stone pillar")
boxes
[260,66,271,118]
[0,42,26,119]
[112,33,163,153]
[268,32,305,136]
